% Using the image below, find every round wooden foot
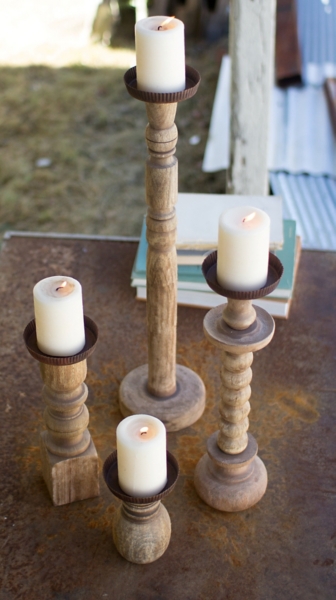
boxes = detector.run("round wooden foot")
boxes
[194,432,267,512]
[104,450,179,564]
[113,500,171,564]
[119,364,206,432]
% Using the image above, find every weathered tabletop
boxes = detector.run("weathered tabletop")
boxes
[0,234,335,600]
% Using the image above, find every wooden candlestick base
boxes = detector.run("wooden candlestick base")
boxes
[103,450,179,564]
[121,67,205,432]
[119,364,205,432]
[40,436,99,507]
[24,317,99,506]
[113,500,171,565]
[194,252,283,512]
[195,432,267,512]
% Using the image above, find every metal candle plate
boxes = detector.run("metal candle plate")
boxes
[103,450,179,504]
[23,316,98,365]
[202,251,283,300]
[124,65,201,103]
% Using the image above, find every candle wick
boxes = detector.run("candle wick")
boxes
[243,212,256,223]
[158,16,175,30]
[140,426,149,436]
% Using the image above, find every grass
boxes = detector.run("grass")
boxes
[0,39,226,238]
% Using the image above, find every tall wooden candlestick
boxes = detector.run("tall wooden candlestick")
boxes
[194,252,283,511]
[23,317,99,506]
[119,67,206,432]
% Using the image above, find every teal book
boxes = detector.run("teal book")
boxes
[271,219,298,296]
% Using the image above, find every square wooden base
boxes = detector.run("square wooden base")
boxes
[40,432,100,506]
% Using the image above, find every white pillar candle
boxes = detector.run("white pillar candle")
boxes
[117,414,167,497]
[217,206,270,292]
[33,275,85,357]
[135,16,185,93]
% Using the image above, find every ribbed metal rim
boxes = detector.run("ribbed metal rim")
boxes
[23,315,98,365]
[103,450,179,503]
[202,251,284,300]
[124,65,201,103]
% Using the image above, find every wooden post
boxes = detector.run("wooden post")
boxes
[194,301,274,512]
[227,0,276,195]
[24,317,99,506]
[194,251,283,511]
[145,102,178,397]
[39,360,99,506]
[119,67,206,432]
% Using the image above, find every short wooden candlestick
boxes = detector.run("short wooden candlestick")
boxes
[119,67,206,432]
[103,450,179,564]
[194,252,283,512]
[23,317,99,506]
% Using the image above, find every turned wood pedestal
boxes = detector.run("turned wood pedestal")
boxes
[24,317,99,506]
[194,252,283,512]
[119,68,206,432]
[103,450,179,564]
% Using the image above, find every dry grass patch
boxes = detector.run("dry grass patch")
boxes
[0,41,226,238]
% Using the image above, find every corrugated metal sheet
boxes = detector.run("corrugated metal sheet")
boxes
[270,171,336,249]
[268,84,336,176]
[296,0,336,84]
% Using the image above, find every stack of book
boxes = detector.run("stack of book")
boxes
[130,194,301,319]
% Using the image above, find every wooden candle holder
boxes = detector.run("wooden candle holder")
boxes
[119,67,206,432]
[194,252,283,512]
[103,450,179,564]
[23,317,99,506]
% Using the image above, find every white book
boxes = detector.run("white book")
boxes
[135,285,290,319]
[132,277,210,292]
[176,193,283,250]
[132,277,291,299]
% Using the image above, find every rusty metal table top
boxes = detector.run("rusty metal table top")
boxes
[0,234,335,600]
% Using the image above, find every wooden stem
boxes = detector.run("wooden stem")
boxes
[40,361,90,457]
[38,360,99,505]
[118,99,206,431]
[145,103,178,397]
[218,351,253,454]
[195,302,275,511]
[222,298,256,330]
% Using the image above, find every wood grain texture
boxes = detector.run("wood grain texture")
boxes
[217,351,253,454]
[119,364,206,432]
[119,101,206,430]
[222,298,256,330]
[40,436,99,507]
[145,103,178,397]
[40,361,90,457]
[39,360,99,505]
[195,301,275,511]
[194,432,267,512]
[112,500,171,564]
[227,0,276,195]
